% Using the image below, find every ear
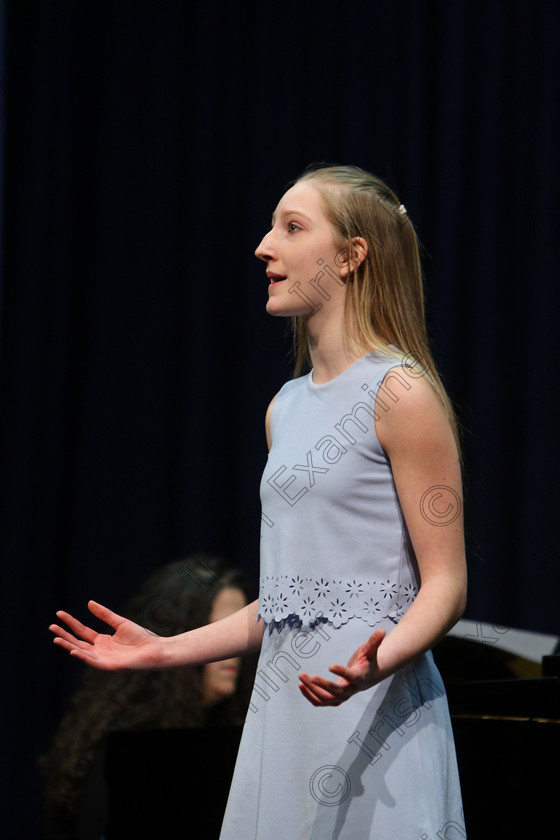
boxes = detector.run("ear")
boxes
[336,237,368,279]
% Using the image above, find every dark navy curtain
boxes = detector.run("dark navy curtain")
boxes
[0,1,558,836]
[0,0,4,343]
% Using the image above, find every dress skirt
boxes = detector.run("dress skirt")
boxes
[219,615,466,840]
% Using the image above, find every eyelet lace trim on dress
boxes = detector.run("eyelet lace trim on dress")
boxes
[258,574,418,631]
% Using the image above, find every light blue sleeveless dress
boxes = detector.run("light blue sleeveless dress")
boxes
[219,351,466,839]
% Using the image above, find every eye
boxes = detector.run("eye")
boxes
[288,222,301,233]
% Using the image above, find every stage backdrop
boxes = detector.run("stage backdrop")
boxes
[0,2,558,837]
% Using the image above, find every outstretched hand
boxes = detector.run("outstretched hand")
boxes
[50,601,164,671]
[298,628,386,706]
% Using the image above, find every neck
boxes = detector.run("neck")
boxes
[304,309,366,384]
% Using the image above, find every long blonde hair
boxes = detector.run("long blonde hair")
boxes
[290,164,460,451]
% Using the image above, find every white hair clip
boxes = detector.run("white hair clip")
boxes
[398,204,407,216]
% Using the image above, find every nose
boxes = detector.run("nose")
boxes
[255,229,275,262]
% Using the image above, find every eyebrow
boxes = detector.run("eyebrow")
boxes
[271,209,313,225]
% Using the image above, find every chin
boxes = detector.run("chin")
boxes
[266,299,305,318]
[265,298,285,316]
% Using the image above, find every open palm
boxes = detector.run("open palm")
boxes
[298,628,386,706]
[50,600,164,671]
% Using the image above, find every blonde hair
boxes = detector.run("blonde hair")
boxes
[291,164,460,451]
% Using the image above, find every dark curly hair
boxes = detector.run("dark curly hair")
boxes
[38,555,255,839]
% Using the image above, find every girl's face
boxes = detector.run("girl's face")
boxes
[255,181,345,318]
[200,586,247,707]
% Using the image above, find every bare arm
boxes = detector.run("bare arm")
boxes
[51,598,264,671]
[163,598,263,667]
[372,372,466,678]
[299,372,467,704]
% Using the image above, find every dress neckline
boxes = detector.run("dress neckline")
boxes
[308,348,400,389]
[308,353,371,389]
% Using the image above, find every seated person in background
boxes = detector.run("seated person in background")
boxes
[38,554,255,840]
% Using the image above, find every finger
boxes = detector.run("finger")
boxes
[299,672,341,695]
[364,629,385,657]
[54,639,118,670]
[328,664,356,682]
[50,624,92,651]
[87,600,126,629]
[299,673,346,703]
[298,682,323,706]
[300,672,343,692]
[53,636,86,654]
[299,679,347,706]
[299,680,339,706]
[54,611,98,644]
[67,648,115,670]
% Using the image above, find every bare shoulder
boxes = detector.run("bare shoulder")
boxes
[376,369,457,461]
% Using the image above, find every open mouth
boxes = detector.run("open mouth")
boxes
[268,274,287,286]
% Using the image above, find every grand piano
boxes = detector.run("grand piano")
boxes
[433,620,559,839]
